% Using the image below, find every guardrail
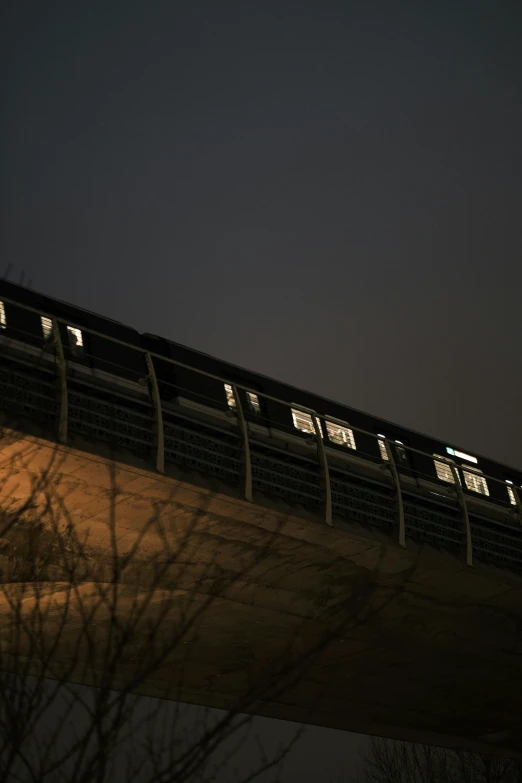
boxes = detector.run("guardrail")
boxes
[0,293,521,576]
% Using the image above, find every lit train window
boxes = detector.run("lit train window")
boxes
[506,481,517,506]
[225,385,261,414]
[291,408,317,435]
[41,316,53,340]
[446,447,477,464]
[325,421,356,450]
[224,383,236,409]
[463,467,489,497]
[433,455,460,484]
[66,326,83,351]
[0,301,5,329]
[246,391,260,414]
[377,435,388,461]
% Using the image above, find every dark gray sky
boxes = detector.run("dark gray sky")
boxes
[3,0,522,470]
[2,1,522,778]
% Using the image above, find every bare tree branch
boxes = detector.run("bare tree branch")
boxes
[0,430,388,783]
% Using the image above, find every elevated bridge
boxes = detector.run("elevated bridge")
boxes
[0,292,522,759]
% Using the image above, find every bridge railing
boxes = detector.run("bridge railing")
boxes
[0,293,521,575]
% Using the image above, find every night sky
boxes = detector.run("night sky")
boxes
[2,1,522,778]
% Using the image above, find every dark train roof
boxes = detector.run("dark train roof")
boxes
[0,279,128,329]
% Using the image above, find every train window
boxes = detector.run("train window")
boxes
[225,385,260,414]
[291,408,317,435]
[377,435,389,461]
[66,326,83,352]
[224,383,236,409]
[325,421,356,450]
[246,391,260,414]
[433,455,461,484]
[41,316,53,340]
[394,440,408,463]
[446,447,477,464]
[506,481,517,506]
[463,467,489,497]
[0,300,5,329]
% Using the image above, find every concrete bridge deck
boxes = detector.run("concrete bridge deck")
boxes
[1,419,522,760]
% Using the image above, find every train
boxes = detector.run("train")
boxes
[0,277,521,523]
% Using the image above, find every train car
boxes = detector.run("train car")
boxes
[0,280,145,385]
[2,280,521,520]
[138,331,522,514]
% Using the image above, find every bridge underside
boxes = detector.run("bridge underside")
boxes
[1,419,522,760]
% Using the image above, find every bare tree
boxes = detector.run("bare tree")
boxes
[341,735,522,783]
[0,424,384,783]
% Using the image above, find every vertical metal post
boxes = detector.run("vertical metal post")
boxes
[312,413,332,527]
[145,352,165,474]
[450,463,473,567]
[383,439,405,548]
[52,318,68,444]
[232,386,252,502]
